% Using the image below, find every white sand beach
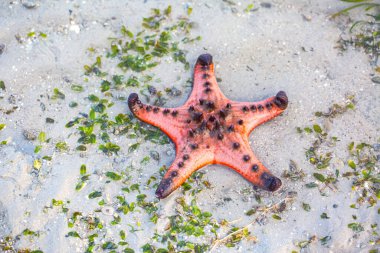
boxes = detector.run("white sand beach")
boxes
[0,1,379,252]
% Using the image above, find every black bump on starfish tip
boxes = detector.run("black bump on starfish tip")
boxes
[155,178,172,199]
[128,93,139,108]
[261,172,282,192]
[275,91,288,109]
[197,54,213,66]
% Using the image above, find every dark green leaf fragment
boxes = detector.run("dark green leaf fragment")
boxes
[102,241,118,250]
[302,203,311,212]
[67,231,81,238]
[128,143,140,153]
[244,4,255,12]
[319,235,331,245]
[69,101,78,108]
[142,243,154,253]
[164,5,172,16]
[99,142,120,155]
[0,80,5,90]
[89,191,102,199]
[313,124,322,134]
[347,160,356,169]
[304,127,312,133]
[320,213,330,219]
[76,145,87,151]
[106,171,122,181]
[52,88,65,100]
[55,141,69,152]
[119,230,126,240]
[23,228,39,236]
[348,222,364,232]
[80,164,86,175]
[71,84,84,92]
[130,184,140,192]
[313,173,326,182]
[75,181,86,191]
[88,94,99,102]
[245,209,256,216]
[121,25,134,38]
[101,80,111,92]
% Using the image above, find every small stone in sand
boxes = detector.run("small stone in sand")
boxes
[148,85,157,95]
[101,206,115,216]
[46,118,55,124]
[166,149,173,156]
[22,0,38,9]
[23,129,37,140]
[371,76,380,84]
[167,87,182,97]
[150,151,160,161]
[0,201,10,238]
[260,2,272,8]
[8,95,17,104]
[0,43,5,55]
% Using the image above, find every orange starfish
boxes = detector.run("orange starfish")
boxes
[128,54,288,199]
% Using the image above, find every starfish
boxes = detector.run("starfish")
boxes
[128,54,288,199]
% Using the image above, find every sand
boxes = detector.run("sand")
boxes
[0,0,379,252]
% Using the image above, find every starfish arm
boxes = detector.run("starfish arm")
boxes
[185,54,227,106]
[230,91,288,135]
[128,93,193,140]
[215,136,282,192]
[155,147,213,199]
